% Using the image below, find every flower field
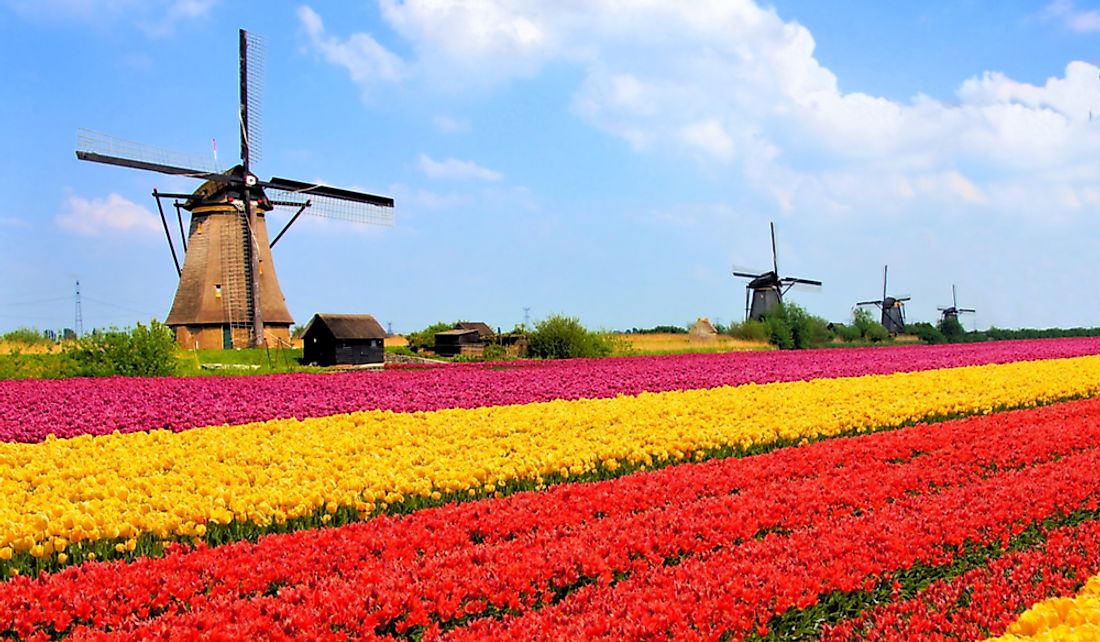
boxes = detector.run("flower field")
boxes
[5,338,1100,640]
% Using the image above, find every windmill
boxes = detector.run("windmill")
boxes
[938,284,976,325]
[76,29,394,349]
[856,265,910,335]
[732,222,822,321]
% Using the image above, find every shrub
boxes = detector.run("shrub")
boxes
[64,320,178,377]
[907,322,946,344]
[2,327,51,345]
[938,316,967,340]
[405,321,457,353]
[727,320,770,343]
[527,314,612,359]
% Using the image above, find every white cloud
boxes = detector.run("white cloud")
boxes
[3,0,216,33]
[299,5,406,87]
[303,2,1100,223]
[1042,0,1100,32]
[56,193,160,237]
[433,115,471,134]
[418,154,503,181]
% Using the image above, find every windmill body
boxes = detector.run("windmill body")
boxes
[938,284,976,325]
[732,223,821,321]
[163,170,293,349]
[856,265,910,335]
[76,30,394,349]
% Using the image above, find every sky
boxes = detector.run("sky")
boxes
[1,0,1098,335]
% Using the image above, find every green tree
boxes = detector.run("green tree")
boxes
[64,320,178,377]
[405,321,457,353]
[527,314,612,359]
[938,316,966,341]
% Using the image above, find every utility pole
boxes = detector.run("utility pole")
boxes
[523,306,531,329]
[74,279,84,338]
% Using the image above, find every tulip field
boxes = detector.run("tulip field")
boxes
[5,338,1100,640]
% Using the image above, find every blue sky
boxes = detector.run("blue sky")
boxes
[1,0,1098,335]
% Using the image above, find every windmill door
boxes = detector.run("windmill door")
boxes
[222,325,233,349]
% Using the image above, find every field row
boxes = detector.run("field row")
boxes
[6,395,1100,639]
[4,355,1100,566]
[2,337,1098,442]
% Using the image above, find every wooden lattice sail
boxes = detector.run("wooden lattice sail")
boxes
[75,30,393,348]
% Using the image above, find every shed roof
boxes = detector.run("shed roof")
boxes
[456,321,496,339]
[303,313,387,340]
[435,328,480,338]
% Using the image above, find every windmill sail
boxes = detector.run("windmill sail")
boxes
[76,28,395,350]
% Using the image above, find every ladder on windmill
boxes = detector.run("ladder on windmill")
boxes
[219,210,254,348]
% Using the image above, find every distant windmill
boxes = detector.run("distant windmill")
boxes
[938,285,976,324]
[732,222,822,321]
[76,29,394,349]
[856,265,910,334]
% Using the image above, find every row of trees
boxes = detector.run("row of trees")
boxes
[2,321,179,377]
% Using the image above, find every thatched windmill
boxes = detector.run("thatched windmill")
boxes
[732,222,822,321]
[76,30,393,349]
[856,265,910,334]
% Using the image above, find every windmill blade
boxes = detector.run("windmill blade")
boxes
[894,295,912,303]
[959,308,976,313]
[239,29,264,165]
[76,129,229,182]
[732,270,765,279]
[855,299,883,306]
[784,277,823,287]
[266,187,394,226]
[769,221,779,275]
[264,177,394,208]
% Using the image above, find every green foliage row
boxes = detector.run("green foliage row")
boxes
[527,314,614,359]
[623,325,688,334]
[64,320,179,377]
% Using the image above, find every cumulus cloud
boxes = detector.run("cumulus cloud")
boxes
[299,5,406,87]
[419,154,503,181]
[56,193,160,237]
[301,1,1100,218]
[1042,0,1100,32]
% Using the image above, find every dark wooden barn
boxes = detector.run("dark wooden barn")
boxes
[434,328,484,357]
[301,313,387,366]
[456,321,496,341]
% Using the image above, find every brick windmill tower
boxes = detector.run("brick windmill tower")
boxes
[76,30,394,349]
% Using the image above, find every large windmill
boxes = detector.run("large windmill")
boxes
[732,222,822,321]
[76,30,394,349]
[939,284,976,326]
[856,265,910,335]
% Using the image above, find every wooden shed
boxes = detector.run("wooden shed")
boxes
[301,313,386,366]
[456,321,496,341]
[434,328,484,357]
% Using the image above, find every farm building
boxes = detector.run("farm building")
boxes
[456,321,496,341]
[301,313,386,366]
[434,328,485,357]
[689,318,718,340]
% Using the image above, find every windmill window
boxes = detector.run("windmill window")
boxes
[215,284,222,299]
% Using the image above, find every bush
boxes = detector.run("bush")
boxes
[527,314,612,359]
[759,302,829,350]
[851,307,890,343]
[727,320,770,343]
[907,322,946,344]
[2,327,51,345]
[937,316,966,340]
[64,320,178,377]
[405,321,457,353]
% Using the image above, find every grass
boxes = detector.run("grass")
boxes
[611,332,772,356]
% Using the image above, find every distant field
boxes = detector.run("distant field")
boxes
[385,335,408,348]
[0,341,61,354]
[613,332,771,355]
